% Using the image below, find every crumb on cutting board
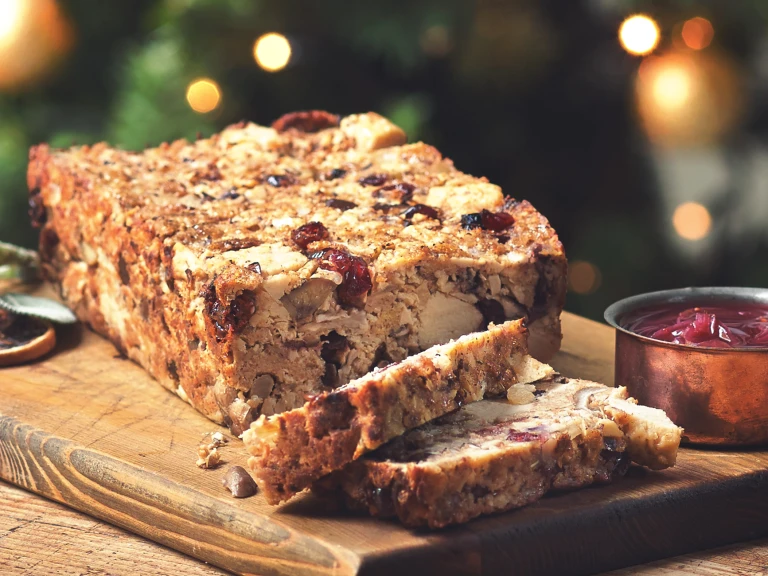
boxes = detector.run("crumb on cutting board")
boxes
[196,431,229,469]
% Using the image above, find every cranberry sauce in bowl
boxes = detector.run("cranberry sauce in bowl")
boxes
[621,302,768,349]
[604,287,768,445]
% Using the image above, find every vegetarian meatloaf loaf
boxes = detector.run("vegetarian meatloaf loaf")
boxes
[245,319,555,503]
[28,110,567,435]
[316,378,682,528]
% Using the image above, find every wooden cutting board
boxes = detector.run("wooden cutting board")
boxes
[1,305,767,576]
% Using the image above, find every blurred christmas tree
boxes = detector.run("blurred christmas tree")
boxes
[1,0,767,320]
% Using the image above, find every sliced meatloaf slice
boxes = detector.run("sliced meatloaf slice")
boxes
[244,319,554,503]
[316,377,682,528]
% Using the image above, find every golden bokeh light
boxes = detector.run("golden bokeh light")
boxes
[619,15,660,56]
[681,17,714,51]
[569,261,602,295]
[0,0,25,47]
[253,32,291,72]
[186,79,221,114]
[0,0,73,92]
[652,64,691,110]
[673,202,711,240]
[635,52,742,146]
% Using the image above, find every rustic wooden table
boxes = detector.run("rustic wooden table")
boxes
[2,283,767,575]
[2,479,767,575]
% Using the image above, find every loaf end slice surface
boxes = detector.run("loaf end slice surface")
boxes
[316,377,683,528]
[243,319,554,504]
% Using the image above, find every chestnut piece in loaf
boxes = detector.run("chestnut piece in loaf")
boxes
[28,110,567,436]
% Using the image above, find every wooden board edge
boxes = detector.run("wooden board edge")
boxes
[0,414,361,576]
[355,468,768,576]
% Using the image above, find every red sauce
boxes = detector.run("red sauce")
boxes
[621,302,768,348]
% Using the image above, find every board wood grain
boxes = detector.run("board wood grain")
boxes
[0,480,227,575]
[1,294,767,576]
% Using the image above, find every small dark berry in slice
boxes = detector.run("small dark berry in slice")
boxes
[358,174,388,186]
[480,209,515,231]
[310,248,372,307]
[291,222,329,250]
[337,258,372,307]
[266,174,294,187]
[460,210,515,232]
[228,292,257,333]
[247,262,262,274]
[327,168,347,180]
[218,189,240,200]
[325,198,357,211]
[204,283,257,342]
[460,213,483,230]
[402,203,440,221]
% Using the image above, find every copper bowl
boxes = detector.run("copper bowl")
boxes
[604,287,768,446]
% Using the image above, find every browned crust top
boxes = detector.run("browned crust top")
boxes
[28,112,564,280]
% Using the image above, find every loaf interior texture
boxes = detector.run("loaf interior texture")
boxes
[28,110,567,436]
[316,378,683,528]
[244,319,555,503]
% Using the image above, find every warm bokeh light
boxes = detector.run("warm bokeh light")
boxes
[420,25,452,57]
[635,52,742,146]
[253,32,291,72]
[682,17,714,51]
[0,0,73,92]
[569,261,602,295]
[652,64,691,110]
[186,79,221,113]
[619,15,660,56]
[673,202,712,240]
[0,0,25,47]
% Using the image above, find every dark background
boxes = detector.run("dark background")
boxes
[1,0,766,321]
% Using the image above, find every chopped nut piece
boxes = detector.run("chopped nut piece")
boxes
[222,465,258,498]
[196,444,221,469]
[201,430,229,448]
[507,383,536,405]
[280,277,337,320]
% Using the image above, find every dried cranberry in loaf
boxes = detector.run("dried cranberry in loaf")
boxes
[461,209,515,232]
[402,204,440,221]
[203,282,257,341]
[272,110,340,133]
[358,174,388,187]
[291,221,329,250]
[480,210,515,231]
[325,198,357,211]
[310,248,372,307]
